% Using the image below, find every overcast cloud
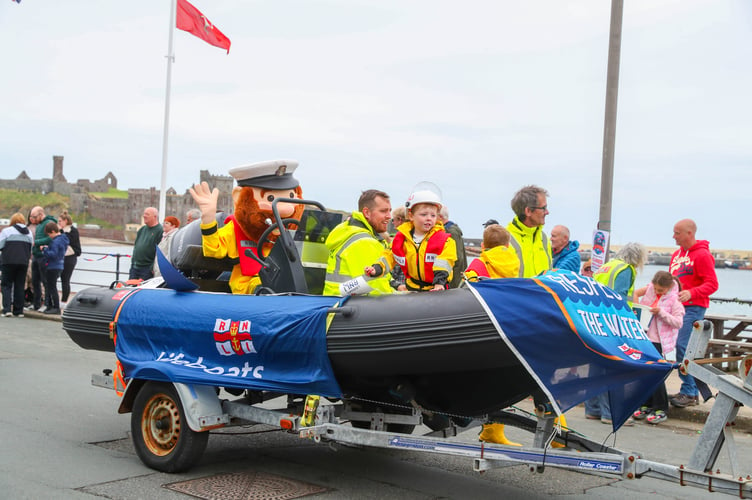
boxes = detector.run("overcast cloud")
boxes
[1,0,750,250]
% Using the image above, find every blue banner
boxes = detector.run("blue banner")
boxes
[114,289,344,397]
[469,270,674,429]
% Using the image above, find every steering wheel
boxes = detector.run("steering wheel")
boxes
[255,218,300,260]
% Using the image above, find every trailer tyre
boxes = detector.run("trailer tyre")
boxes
[131,381,209,472]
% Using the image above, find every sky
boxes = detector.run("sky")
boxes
[1,0,751,249]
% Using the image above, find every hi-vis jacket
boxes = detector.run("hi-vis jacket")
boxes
[200,216,262,295]
[593,258,636,305]
[506,217,552,278]
[323,211,393,296]
[464,245,520,281]
[376,222,457,291]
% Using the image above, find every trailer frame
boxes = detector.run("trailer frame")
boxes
[92,320,752,496]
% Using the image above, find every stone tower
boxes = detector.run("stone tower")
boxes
[53,155,67,182]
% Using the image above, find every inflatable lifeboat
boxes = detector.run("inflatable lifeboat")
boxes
[62,203,673,429]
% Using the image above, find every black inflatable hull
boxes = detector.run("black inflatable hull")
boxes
[63,286,538,416]
[326,290,538,415]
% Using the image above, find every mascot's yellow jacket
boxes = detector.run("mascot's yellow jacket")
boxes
[201,218,262,295]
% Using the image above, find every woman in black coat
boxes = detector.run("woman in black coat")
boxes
[58,211,82,304]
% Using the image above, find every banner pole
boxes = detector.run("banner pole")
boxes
[159,0,177,221]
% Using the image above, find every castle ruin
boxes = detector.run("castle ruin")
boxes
[0,156,233,240]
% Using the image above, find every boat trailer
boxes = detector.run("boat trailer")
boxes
[93,320,752,497]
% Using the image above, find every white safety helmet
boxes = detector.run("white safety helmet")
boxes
[405,181,443,210]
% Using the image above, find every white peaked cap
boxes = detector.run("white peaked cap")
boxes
[228,159,299,189]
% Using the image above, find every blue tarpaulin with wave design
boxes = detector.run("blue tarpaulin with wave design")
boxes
[469,270,674,430]
[114,288,344,398]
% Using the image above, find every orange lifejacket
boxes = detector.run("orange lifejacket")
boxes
[392,229,451,288]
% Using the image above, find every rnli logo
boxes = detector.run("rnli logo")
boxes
[618,343,642,360]
[213,318,257,356]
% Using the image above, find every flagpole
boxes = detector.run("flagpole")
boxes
[159,0,177,220]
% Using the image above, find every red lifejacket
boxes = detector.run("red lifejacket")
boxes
[225,215,262,276]
[466,258,489,278]
[392,229,451,286]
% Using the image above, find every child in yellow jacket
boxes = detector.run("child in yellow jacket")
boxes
[464,224,519,281]
[366,195,456,292]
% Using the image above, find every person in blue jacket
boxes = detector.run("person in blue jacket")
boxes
[41,221,69,315]
[550,225,581,272]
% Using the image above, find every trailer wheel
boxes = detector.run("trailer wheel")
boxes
[131,381,209,472]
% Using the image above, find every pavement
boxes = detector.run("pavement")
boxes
[663,368,752,432]
[18,303,752,434]
[2,310,751,499]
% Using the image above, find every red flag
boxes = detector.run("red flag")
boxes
[176,0,231,53]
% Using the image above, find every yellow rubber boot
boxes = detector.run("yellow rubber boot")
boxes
[550,414,568,448]
[478,423,521,446]
[554,414,568,429]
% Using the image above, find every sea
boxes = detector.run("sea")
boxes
[71,245,135,293]
[73,245,752,317]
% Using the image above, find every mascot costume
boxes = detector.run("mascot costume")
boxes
[189,159,304,294]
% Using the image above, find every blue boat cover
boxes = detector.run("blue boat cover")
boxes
[115,289,344,398]
[469,270,674,430]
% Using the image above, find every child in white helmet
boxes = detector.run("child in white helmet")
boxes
[365,183,456,292]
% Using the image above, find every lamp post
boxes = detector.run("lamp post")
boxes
[598,0,624,260]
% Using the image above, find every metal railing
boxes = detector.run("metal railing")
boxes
[70,250,132,287]
[709,296,752,307]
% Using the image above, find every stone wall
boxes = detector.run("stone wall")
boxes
[77,171,117,192]
[77,226,130,243]
[89,197,131,226]
[3,177,81,196]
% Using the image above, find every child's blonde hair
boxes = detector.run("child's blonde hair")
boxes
[483,224,510,249]
[409,202,439,215]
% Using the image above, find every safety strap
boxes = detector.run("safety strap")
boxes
[109,288,142,397]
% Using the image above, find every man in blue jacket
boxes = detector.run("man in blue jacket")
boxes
[551,225,581,272]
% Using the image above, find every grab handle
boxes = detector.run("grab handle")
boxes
[326,306,354,318]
